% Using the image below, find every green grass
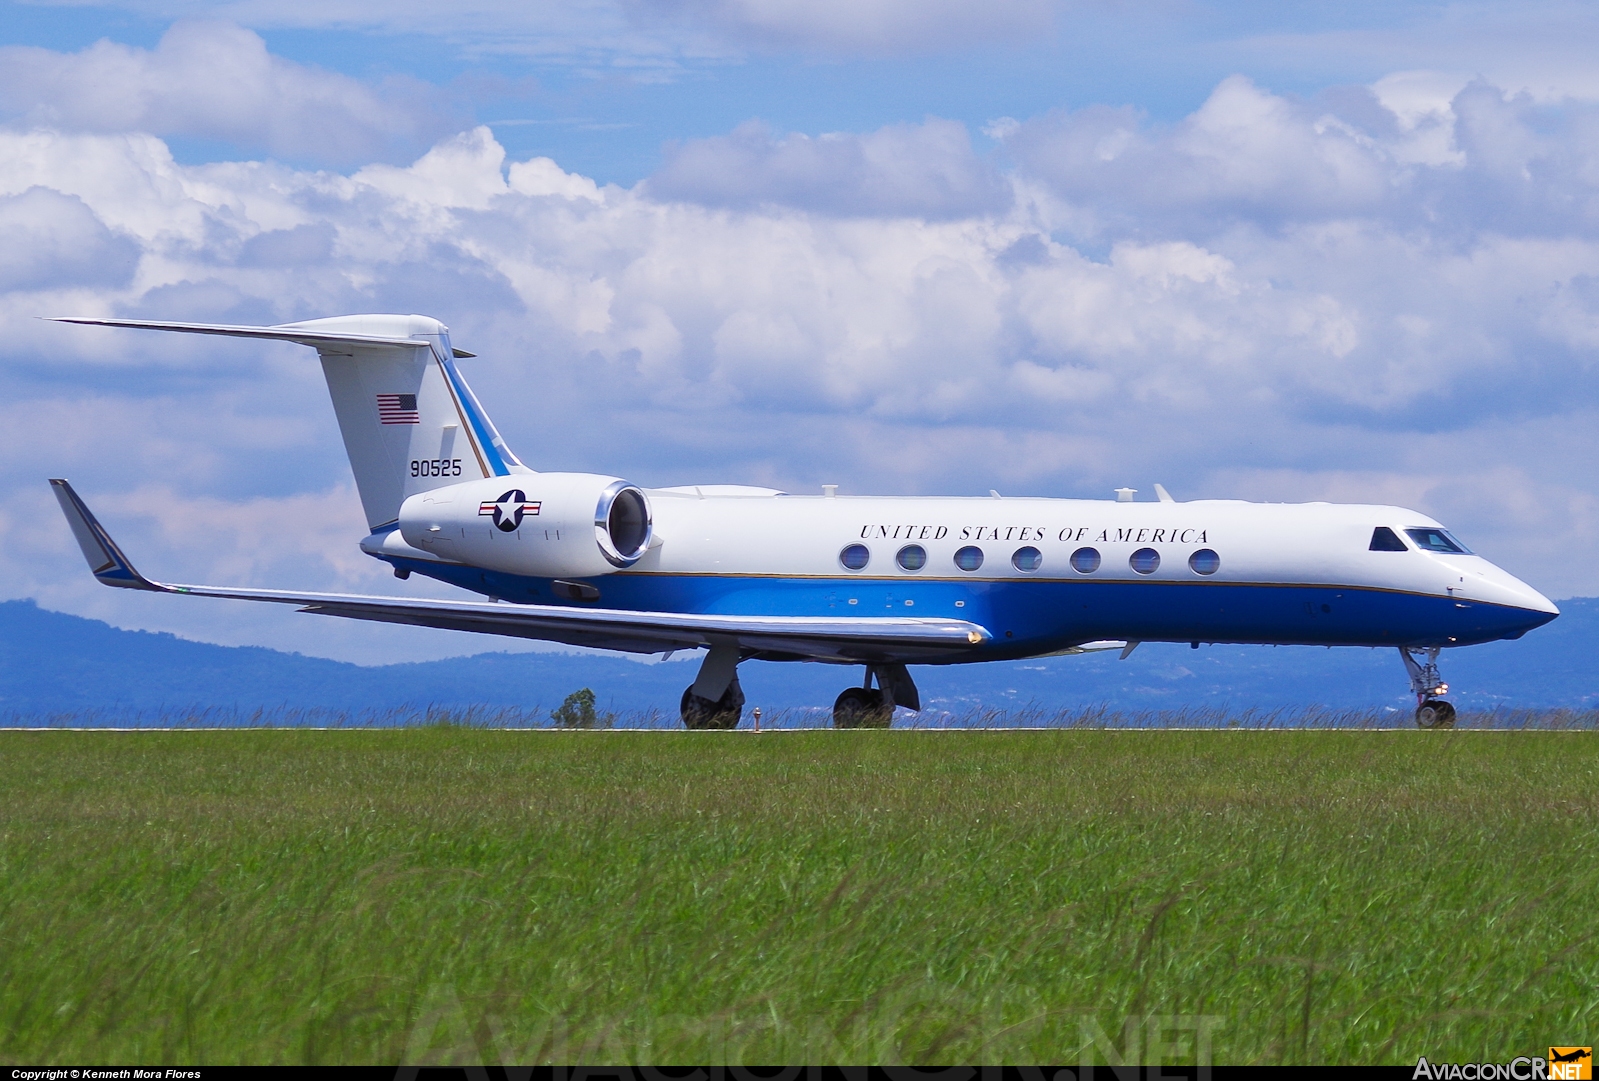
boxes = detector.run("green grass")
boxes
[1,729,1595,1065]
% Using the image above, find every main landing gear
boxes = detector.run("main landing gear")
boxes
[1399,646,1456,729]
[679,643,744,729]
[832,664,921,729]
[678,648,924,731]
[674,646,927,729]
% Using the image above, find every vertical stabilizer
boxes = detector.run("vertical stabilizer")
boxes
[288,316,529,528]
[50,313,529,530]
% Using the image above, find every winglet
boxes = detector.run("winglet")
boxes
[48,479,163,591]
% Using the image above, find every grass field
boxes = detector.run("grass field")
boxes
[1,727,1595,1066]
[10,703,1599,729]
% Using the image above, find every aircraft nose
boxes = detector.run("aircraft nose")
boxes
[1474,565,1559,634]
[1523,588,1560,618]
[1441,557,1558,642]
[1497,570,1559,618]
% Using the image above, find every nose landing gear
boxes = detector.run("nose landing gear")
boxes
[1399,646,1456,729]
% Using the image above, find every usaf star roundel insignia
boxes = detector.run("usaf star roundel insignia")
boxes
[478,490,541,532]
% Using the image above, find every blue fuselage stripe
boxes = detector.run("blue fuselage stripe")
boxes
[383,558,1555,657]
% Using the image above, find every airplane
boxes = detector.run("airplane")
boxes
[47,313,1559,730]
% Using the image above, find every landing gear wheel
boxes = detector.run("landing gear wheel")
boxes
[1415,699,1457,730]
[833,687,892,729]
[680,677,744,730]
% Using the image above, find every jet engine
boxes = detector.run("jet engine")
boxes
[397,473,652,579]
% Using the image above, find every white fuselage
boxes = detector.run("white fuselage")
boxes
[369,478,1557,660]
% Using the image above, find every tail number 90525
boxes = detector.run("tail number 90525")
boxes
[410,458,463,477]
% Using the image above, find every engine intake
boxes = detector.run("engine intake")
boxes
[596,480,651,567]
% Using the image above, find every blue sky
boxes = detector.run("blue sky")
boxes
[3,1,1577,180]
[5,0,1599,662]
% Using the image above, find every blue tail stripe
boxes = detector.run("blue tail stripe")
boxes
[434,346,516,476]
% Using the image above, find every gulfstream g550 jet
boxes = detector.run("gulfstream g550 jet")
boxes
[48,314,1558,729]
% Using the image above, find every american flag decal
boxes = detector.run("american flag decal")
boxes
[376,393,420,424]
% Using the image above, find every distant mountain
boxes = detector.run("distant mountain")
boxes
[0,599,705,719]
[2,597,1594,723]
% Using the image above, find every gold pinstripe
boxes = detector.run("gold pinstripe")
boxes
[433,352,490,478]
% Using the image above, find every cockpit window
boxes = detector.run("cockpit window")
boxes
[1405,528,1472,554]
[1369,527,1408,552]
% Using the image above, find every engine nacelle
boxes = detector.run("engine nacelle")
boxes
[397,473,652,579]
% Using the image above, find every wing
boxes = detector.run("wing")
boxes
[49,479,991,663]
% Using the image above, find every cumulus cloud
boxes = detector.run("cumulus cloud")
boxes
[8,70,1599,658]
[0,21,456,164]
[1235,2,1599,106]
[646,118,1008,217]
[1003,74,1599,243]
[0,188,140,292]
[1002,77,1399,232]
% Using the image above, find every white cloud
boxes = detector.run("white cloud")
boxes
[1235,2,1599,106]
[645,118,1009,218]
[0,188,140,291]
[8,66,1599,657]
[1003,73,1599,248]
[1003,77,1399,232]
[0,21,456,164]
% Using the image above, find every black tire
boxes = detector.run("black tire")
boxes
[680,677,744,730]
[833,687,892,729]
[1415,699,1457,730]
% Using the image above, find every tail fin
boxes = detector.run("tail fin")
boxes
[51,314,528,530]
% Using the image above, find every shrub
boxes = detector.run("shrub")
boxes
[551,688,611,729]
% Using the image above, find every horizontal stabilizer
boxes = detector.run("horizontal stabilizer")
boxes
[48,482,992,663]
[49,317,475,357]
[53,314,509,529]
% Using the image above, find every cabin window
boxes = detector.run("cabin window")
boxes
[954,546,984,571]
[896,544,927,571]
[1012,546,1042,572]
[1070,547,1101,573]
[1188,549,1220,575]
[1405,528,1472,554]
[1369,527,1408,552]
[1130,547,1160,574]
[839,544,871,570]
